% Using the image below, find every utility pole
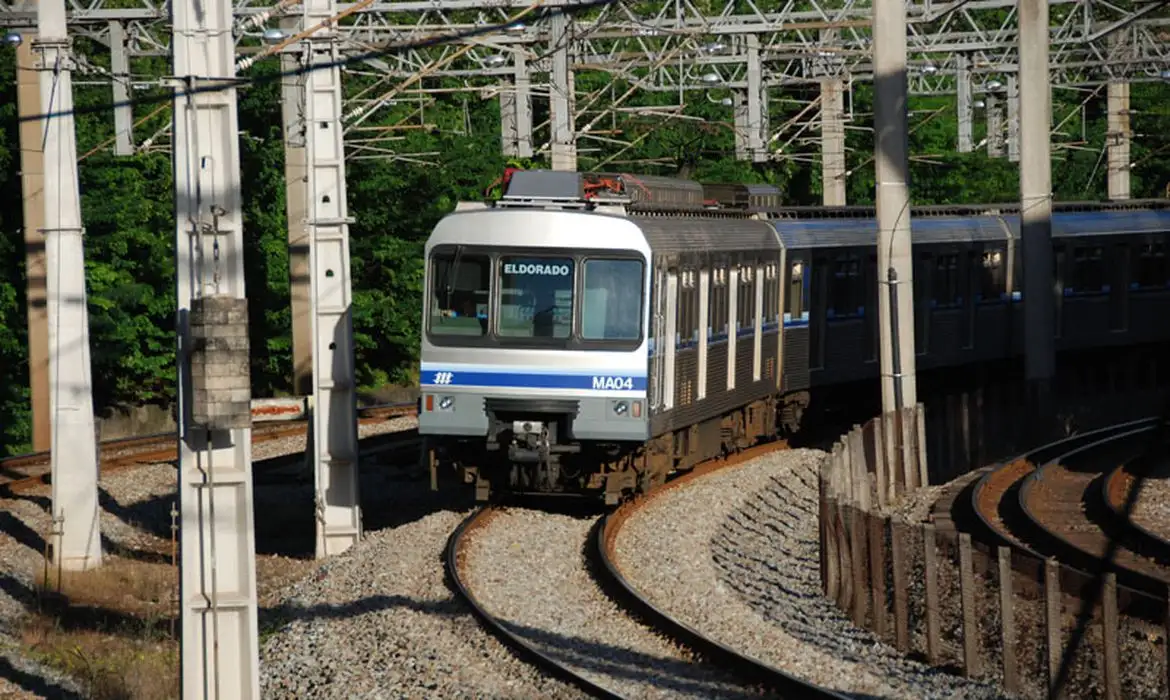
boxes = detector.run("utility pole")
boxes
[746,34,768,163]
[986,92,1005,157]
[820,77,847,206]
[280,15,313,396]
[1018,0,1056,412]
[303,0,362,558]
[501,51,533,158]
[548,10,576,171]
[16,35,50,453]
[108,20,134,156]
[872,0,918,417]
[1007,75,1020,163]
[1107,80,1131,200]
[171,0,261,694]
[956,55,973,153]
[38,0,102,571]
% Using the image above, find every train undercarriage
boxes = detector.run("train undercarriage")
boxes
[422,391,810,504]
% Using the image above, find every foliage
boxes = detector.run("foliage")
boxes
[0,36,1168,455]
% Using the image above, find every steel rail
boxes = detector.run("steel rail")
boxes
[444,506,625,700]
[594,439,850,700]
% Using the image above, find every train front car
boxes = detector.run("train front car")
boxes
[418,171,651,502]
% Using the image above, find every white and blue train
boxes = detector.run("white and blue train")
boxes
[418,169,1170,503]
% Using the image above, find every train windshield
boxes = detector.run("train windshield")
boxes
[428,249,490,336]
[498,256,575,338]
[427,247,645,347]
[580,259,643,340]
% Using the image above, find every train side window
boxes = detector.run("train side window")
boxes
[932,252,961,308]
[738,265,755,328]
[787,260,805,320]
[1070,246,1105,293]
[828,253,862,318]
[978,248,1006,302]
[1134,240,1166,289]
[428,251,490,337]
[710,266,727,337]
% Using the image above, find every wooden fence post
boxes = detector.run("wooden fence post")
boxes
[924,523,941,664]
[1046,558,1064,700]
[902,407,918,491]
[1102,572,1120,700]
[868,513,887,638]
[869,418,888,510]
[850,506,867,626]
[891,521,909,652]
[836,501,852,610]
[916,402,929,488]
[884,411,901,499]
[959,533,981,677]
[998,546,1019,694]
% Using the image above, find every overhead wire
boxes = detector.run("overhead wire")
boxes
[15,0,623,127]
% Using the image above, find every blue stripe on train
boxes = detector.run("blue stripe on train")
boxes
[421,369,648,391]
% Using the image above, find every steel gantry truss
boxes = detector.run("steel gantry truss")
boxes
[3,0,1168,165]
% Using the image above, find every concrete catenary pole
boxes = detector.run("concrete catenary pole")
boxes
[37,0,103,572]
[1018,0,1056,397]
[821,77,847,206]
[548,10,577,171]
[956,55,973,153]
[15,35,51,453]
[108,20,134,156]
[1107,79,1131,200]
[303,0,363,558]
[171,0,261,693]
[280,15,314,396]
[872,0,918,415]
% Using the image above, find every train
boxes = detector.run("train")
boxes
[416,168,1170,503]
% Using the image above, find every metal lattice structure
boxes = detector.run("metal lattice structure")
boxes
[2,0,1168,164]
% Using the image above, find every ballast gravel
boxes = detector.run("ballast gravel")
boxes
[612,447,1011,700]
[259,507,589,700]
[461,508,765,699]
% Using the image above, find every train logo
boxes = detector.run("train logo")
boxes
[432,372,454,385]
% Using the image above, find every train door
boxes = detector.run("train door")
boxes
[651,266,666,411]
[698,268,710,401]
[663,269,679,411]
[753,261,764,382]
[727,265,739,391]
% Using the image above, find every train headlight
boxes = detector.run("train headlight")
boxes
[439,396,454,411]
[613,401,629,416]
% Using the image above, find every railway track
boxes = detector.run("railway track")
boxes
[447,438,848,699]
[964,417,1170,619]
[0,401,417,495]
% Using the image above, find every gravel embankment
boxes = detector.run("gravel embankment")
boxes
[612,447,1011,700]
[1129,474,1170,540]
[461,508,765,699]
[0,415,419,699]
[259,508,589,699]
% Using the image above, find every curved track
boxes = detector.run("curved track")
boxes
[965,416,1169,620]
[445,506,623,700]
[595,441,849,700]
[448,439,848,699]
